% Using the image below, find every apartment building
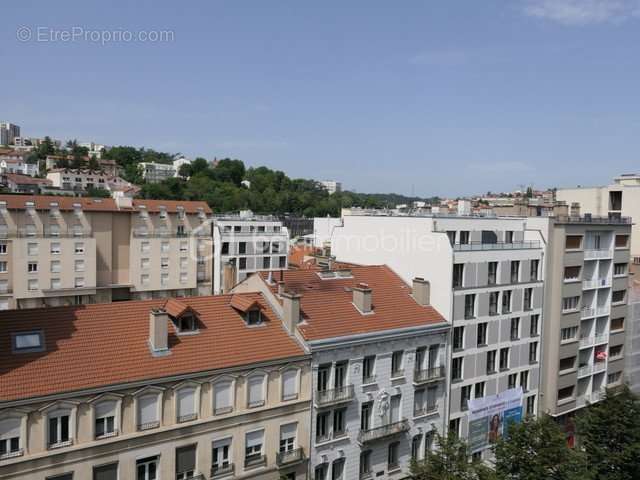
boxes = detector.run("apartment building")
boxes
[212,213,289,294]
[0,152,37,177]
[527,215,630,437]
[46,168,133,194]
[626,281,640,395]
[139,162,176,183]
[557,174,640,265]
[331,214,545,459]
[234,265,449,479]
[0,123,20,146]
[0,194,213,309]
[319,181,342,195]
[0,293,311,480]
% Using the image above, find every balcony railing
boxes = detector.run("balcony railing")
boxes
[584,249,612,260]
[47,439,73,450]
[211,463,234,478]
[452,241,540,251]
[276,447,305,466]
[244,454,267,469]
[578,365,592,377]
[594,334,608,344]
[414,366,446,384]
[581,308,595,319]
[315,385,355,407]
[137,420,160,431]
[358,419,410,443]
[0,449,24,460]
[414,404,439,417]
[593,361,607,373]
[579,336,594,348]
[596,306,610,316]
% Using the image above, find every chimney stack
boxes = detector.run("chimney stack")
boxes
[149,309,170,356]
[222,261,237,293]
[570,202,581,218]
[412,277,430,306]
[281,291,302,333]
[353,283,373,314]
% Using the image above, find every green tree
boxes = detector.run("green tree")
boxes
[36,136,56,159]
[177,163,192,178]
[576,386,640,480]
[88,155,100,171]
[493,414,591,480]
[84,187,111,198]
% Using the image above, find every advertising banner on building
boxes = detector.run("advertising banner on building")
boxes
[467,387,523,452]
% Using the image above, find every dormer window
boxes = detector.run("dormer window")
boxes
[246,309,262,326]
[12,331,44,353]
[175,314,198,333]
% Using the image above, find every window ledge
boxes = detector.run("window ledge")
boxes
[557,397,575,406]
[559,368,577,376]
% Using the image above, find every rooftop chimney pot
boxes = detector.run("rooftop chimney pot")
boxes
[149,309,170,356]
[412,277,430,306]
[353,283,373,314]
[281,291,302,333]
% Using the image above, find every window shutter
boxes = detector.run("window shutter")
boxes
[176,445,196,473]
[283,370,297,398]
[95,400,116,419]
[248,376,264,404]
[0,418,20,439]
[214,382,232,409]
[178,388,196,416]
[280,423,297,441]
[246,430,264,448]
[138,395,158,425]
[93,463,118,480]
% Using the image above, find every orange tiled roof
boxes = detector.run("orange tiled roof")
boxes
[0,293,304,402]
[0,194,212,214]
[3,174,52,185]
[229,294,260,313]
[262,265,446,341]
[162,297,192,318]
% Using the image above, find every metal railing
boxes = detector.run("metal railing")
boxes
[414,366,446,384]
[138,421,160,431]
[0,449,23,460]
[579,336,594,348]
[452,241,540,251]
[177,413,197,423]
[315,385,355,407]
[556,215,631,225]
[578,365,592,377]
[244,454,267,469]
[276,447,305,466]
[593,361,607,373]
[581,308,596,319]
[358,419,410,443]
[95,428,119,440]
[596,306,610,316]
[584,249,612,260]
[211,463,234,477]
[47,439,73,450]
[414,404,439,417]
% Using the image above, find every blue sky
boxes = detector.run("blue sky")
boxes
[2,0,640,197]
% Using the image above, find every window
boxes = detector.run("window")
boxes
[331,459,345,480]
[562,296,580,312]
[464,294,475,319]
[362,356,376,383]
[526,395,536,415]
[452,263,464,288]
[262,256,270,269]
[221,242,229,255]
[508,373,517,389]
[94,400,117,438]
[360,450,372,477]
[565,235,582,250]
[50,259,61,273]
[559,356,576,372]
[388,441,400,469]
[160,257,169,270]
[161,242,169,253]
[360,402,372,431]
[212,438,232,475]
[0,243,6,255]
[28,279,38,291]
[161,273,169,286]
[449,418,460,438]
[530,259,539,281]
[27,242,38,256]
[239,242,246,254]
[510,317,520,340]
[47,474,73,480]
[246,309,262,325]
[74,242,84,254]
[502,290,512,314]
[446,231,456,245]
[453,326,464,350]
[27,262,38,273]
[608,371,622,385]
[520,370,530,391]
[561,326,578,342]
[564,266,581,281]
[505,230,514,243]
[612,290,626,304]
[477,322,487,346]
[75,277,84,288]
[499,347,510,370]
[460,385,471,411]
[179,240,188,253]
[141,274,150,286]
[49,242,61,255]
[391,350,404,376]
[611,317,624,331]
[238,257,247,270]
[47,409,71,447]
[176,386,197,422]
[558,386,574,401]
[459,231,470,244]
[524,288,533,311]
[176,444,197,479]
[50,278,61,290]
[489,291,499,315]
[140,242,150,254]
[333,408,346,436]
[474,381,485,398]
[315,464,328,480]
[390,395,402,423]
[609,344,623,359]
[0,417,21,458]
[488,262,498,285]
[615,235,629,248]
[530,314,539,336]
[279,256,287,268]
[510,261,520,283]
[211,379,234,415]
[137,394,160,430]
[0,262,7,273]
[74,259,85,272]
[529,342,538,363]
[316,411,330,441]
[93,463,118,480]
[486,350,497,374]
[282,369,299,401]
[247,374,266,407]
[452,357,463,381]
[279,423,297,453]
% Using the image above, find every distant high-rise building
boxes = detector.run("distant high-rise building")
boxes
[320,180,342,194]
[0,123,20,146]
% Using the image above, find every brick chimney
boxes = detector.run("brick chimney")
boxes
[149,309,170,356]
[281,291,302,333]
[412,277,430,306]
[353,283,373,314]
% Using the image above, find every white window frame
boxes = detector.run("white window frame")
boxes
[280,366,300,401]
[246,371,267,408]
[174,381,201,423]
[39,401,77,449]
[211,376,236,415]
[133,386,164,431]
[0,411,27,459]
[89,394,122,440]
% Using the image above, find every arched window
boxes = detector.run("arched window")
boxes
[94,400,118,439]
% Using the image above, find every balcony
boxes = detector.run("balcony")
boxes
[593,361,607,373]
[47,439,73,450]
[584,249,612,260]
[596,306,610,316]
[137,420,160,431]
[581,308,595,319]
[579,336,594,348]
[414,366,446,384]
[594,334,608,344]
[358,419,410,443]
[276,447,305,466]
[315,385,354,407]
[244,454,267,469]
[555,215,631,225]
[578,365,592,377]
[452,241,541,251]
[211,463,234,478]
[414,404,439,417]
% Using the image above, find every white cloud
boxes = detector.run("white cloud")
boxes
[523,0,640,26]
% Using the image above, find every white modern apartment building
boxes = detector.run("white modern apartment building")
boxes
[0,152,37,177]
[0,123,20,146]
[331,214,544,459]
[46,168,132,193]
[139,162,176,183]
[320,181,342,195]
[234,265,449,479]
[212,212,289,294]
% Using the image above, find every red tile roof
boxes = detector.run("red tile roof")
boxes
[0,294,304,402]
[229,294,260,313]
[0,194,212,214]
[3,174,52,185]
[262,265,446,341]
[162,298,192,318]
